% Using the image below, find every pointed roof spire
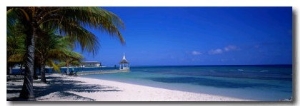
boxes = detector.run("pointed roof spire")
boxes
[120,53,129,64]
[123,53,126,60]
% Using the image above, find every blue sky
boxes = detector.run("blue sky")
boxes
[75,7,292,66]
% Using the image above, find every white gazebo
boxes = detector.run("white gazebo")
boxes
[119,54,130,70]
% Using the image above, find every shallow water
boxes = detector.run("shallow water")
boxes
[57,65,294,101]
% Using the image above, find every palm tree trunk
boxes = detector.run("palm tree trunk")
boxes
[66,62,69,75]
[40,61,47,83]
[9,66,12,74]
[33,65,38,80]
[19,23,36,101]
[34,59,41,80]
[7,63,12,75]
[20,63,25,74]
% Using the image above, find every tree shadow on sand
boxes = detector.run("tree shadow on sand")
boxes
[7,75,122,101]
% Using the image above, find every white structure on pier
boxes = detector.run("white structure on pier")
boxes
[81,61,101,67]
[119,54,130,70]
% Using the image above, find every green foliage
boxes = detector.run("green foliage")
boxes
[7,21,26,63]
[8,7,125,54]
[7,7,125,99]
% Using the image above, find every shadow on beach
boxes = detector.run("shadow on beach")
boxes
[7,74,121,101]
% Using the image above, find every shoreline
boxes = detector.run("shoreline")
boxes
[7,73,253,101]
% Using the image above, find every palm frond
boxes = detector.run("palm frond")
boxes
[40,7,125,54]
[8,53,25,62]
[46,60,60,72]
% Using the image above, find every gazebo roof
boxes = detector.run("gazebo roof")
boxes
[119,54,129,64]
[120,59,129,64]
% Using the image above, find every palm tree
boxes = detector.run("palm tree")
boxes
[35,31,83,83]
[7,19,83,83]
[56,49,83,76]
[7,7,125,100]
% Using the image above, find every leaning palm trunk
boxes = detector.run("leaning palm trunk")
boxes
[19,32,35,100]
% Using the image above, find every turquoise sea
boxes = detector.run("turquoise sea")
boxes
[80,65,293,101]
[11,65,292,101]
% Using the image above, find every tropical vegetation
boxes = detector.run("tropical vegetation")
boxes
[7,7,125,100]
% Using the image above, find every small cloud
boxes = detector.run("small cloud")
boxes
[192,51,202,55]
[209,49,223,55]
[208,45,238,55]
[224,45,237,52]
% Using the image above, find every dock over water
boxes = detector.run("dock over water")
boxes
[76,69,129,76]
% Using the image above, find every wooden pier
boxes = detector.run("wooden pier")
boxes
[75,69,129,76]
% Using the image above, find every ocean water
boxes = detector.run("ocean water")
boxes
[82,65,292,101]
[11,65,290,101]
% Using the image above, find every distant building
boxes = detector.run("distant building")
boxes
[119,54,130,70]
[81,61,101,67]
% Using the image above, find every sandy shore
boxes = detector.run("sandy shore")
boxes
[7,74,252,101]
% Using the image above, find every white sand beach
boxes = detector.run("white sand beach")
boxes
[7,74,252,101]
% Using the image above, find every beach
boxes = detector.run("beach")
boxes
[7,74,252,101]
